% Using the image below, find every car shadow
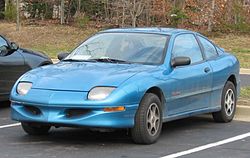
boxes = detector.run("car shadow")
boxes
[16,115,215,146]
[0,101,10,109]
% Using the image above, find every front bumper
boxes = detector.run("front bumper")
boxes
[11,102,138,128]
[10,88,139,128]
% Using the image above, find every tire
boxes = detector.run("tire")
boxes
[131,93,163,144]
[212,81,237,123]
[21,122,51,135]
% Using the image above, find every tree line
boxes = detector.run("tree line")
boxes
[1,0,250,32]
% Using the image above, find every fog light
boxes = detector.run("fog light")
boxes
[103,106,125,112]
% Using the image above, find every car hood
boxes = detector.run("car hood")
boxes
[20,48,50,59]
[20,62,157,91]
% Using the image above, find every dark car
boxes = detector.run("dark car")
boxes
[0,35,52,101]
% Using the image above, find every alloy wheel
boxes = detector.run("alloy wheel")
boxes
[224,89,235,117]
[146,103,160,136]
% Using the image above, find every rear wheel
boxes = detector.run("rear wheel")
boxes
[131,93,162,144]
[212,81,236,123]
[21,122,51,135]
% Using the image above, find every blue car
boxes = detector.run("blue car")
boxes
[10,28,240,144]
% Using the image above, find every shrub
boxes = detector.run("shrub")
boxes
[22,0,54,19]
[0,12,4,19]
[169,7,188,27]
[0,1,4,19]
[75,13,89,28]
[4,1,17,21]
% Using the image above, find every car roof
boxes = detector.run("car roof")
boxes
[100,27,195,36]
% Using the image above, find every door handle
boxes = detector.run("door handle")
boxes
[204,67,210,73]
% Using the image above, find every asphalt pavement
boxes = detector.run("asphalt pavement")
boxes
[240,74,250,87]
[0,106,250,158]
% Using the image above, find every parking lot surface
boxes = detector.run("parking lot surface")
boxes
[0,105,250,158]
[241,74,250,87]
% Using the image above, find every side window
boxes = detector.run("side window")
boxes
[0,36,8,47]
[0,37,9,56]
[198,36,217,59]
[172,34,203,64]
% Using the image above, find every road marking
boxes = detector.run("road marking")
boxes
[161,132,250,158]
[0,123,21,129]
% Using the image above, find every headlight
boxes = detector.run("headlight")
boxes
[88,87,116,100]
[17,82,32,96]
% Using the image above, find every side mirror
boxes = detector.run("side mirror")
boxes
[10,42,19,51]
[57,52,70,60]
[171,56,191,67]
[0,46,9,56]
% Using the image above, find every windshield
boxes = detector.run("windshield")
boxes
[65,33,168,65]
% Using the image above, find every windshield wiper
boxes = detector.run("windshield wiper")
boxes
[62,59,97,62]
[91,58,132,64]
[63,58,132,64]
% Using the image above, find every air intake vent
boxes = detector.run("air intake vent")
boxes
[24,106,41,115]
[65,109,91,118]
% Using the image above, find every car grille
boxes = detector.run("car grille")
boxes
[65,109,91,118]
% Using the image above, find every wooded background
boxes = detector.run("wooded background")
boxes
[1,0,250,32]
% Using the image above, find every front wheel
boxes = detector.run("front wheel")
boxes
[131,93,162,144]
[21,122,51,135]
[212,81,237,123]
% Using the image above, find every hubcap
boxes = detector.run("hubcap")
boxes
[224,89,235,116]
[146,103,160,136]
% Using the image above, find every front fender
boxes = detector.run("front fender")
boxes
[21,49,52,68]
[119,66,167,106]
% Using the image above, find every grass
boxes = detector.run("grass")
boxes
[0,22,250,68]
[240,87,250,99]
[212,35,250,68]
[238,86,250,106]
[0,22,98,58]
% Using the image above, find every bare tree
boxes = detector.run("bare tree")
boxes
[74,0,81,17]
[208,0,215,32]
[104,0,109,20]
[124,0,146,27]
[77,0,81,13]
[65,0,73,24]
[16,0,20,31]
[122,0,126,27]
[142,0,152,26]
[60,0,65,24]
[5,0,9,11]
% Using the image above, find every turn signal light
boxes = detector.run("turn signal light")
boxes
[104,106,125,112]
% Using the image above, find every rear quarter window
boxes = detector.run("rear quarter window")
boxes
[216,47,224,55]
[198,36,218,59]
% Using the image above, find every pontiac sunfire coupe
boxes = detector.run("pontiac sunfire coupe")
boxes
[10,28,240,144]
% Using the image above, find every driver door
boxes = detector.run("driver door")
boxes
[0,36,26,99]
[166,34,213,115]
